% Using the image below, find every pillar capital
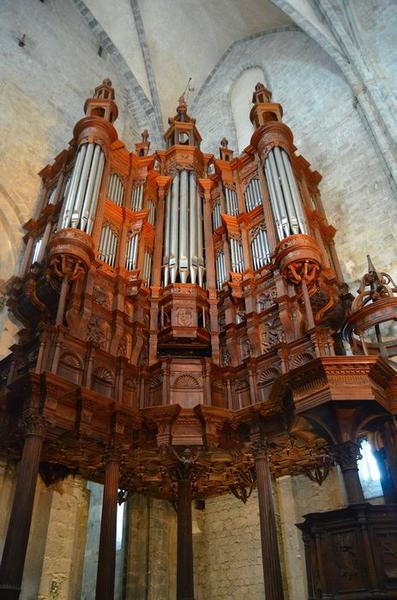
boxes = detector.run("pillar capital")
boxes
[20,409,47,438]
[331,440,362,471]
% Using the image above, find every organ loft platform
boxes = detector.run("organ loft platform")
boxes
[0,78,396,600]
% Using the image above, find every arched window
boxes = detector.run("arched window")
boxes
[231,67,266,152]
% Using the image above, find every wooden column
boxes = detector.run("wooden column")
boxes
[253,442,284,600]
[0,411,45,600]
[332,441,365,504]
[95,452,120,600]
[177,475,194,600]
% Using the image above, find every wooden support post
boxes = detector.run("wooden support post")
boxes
[177,476,194,600]
[95,453,120,600]
[253,442,284,600]
[332,441,365,504]
[0,412,45,600]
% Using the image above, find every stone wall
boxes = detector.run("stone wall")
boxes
[0,0,141,359]
[192,26,397,289]
[193,467,346,600]
[0,462,89,600]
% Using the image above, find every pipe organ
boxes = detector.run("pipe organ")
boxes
[3,79,397,600]
[163,169,204,286]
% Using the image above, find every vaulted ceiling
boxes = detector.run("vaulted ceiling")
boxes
[83,0,292,124]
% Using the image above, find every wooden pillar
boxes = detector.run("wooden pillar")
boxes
[253,442,284,600]
[0,412,45,600]
[332,441,365,504]
[95,453,120,600]
[176,476,194,600]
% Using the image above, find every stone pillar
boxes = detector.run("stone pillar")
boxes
[95,454,120,600]
[332,441,365,504]
[37,476,89,599]
[276,476,307,599]
[177,477,194,600]
[253,442,284,600]
[0,411,44,600]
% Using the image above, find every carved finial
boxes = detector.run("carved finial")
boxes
[252,82,272,105]
[220,137,228,148]
[367,254,376,274]
[141,129,149,142]
[103,78,112,87]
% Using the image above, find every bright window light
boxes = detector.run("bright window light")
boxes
[358,439,380,481]
[116,501,125,550]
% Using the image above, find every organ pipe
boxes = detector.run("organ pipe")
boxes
[189,171,198,283]
[143,251,152,287]
[196,187,204,287]
[281,150,307,234]
[170,173,180,284]
[264,147,307,240]
[108,173,125,207]
[125,234,139,270]
[179,170,188,283]
[59,142,105,232]
[212,202,221,231]
[163,183,172,286]
[162,170,205,286]
[98,224,118,267]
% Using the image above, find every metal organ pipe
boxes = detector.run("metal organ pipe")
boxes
[170,173,180,284]
[264,160,283,240]
[163,183,172,286]
[189,171,197,283]
[266,153,289,239]
[196,186,204,287]
[273,147,298,234]
[58,142,105,233]
[162,170,205,286]
[72,143,95,227]
[179,170,189,283]
[80,144,101,231]
[86,151,105,235]
[264,147,307,240]
[59,143,86,229]
[281,150,307,234]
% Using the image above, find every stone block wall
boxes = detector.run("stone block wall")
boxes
[191,26,397,289]
[0,0,141,359]
[0,462,89,600]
